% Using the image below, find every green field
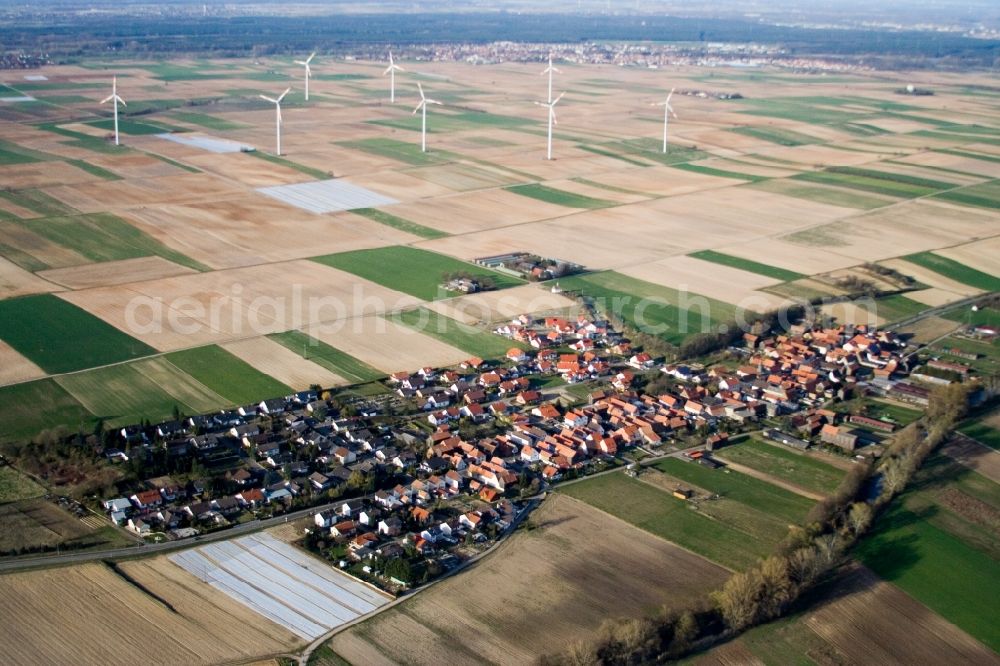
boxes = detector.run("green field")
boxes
[656,458,814,525]
[337,138,459,166]
[958,419,1000,450]
[0,465,46,502]
[505,183,614,209]
[688,250,805,282]
[941,305,1000,329]
[793,166,954,199]
[312,246,522,301]
[0,379,94,443]
[670,162,767,182]
[0,295,155,374]
[350,208,448,240]
[20,212,207,271]
[55,364,192,426]
[86,118,183,136]
[394,308,524,359]
[715,439,844,495]
[169,111,249,130]
[870,294,928,323]
[731,125,820,146]
[0,189,77,218]
[933,179,1000,211]
[856,456,1000,652]
[65,158,121,181]
[557,271,748,345]
[935,148,1000,165]
[561,472,768,570]
[901,252,1000,292]
[0,138,56,165]
[749,178,895,210]
[166,345,292,406]
[369,109,532,134]
[248,151,329,179]
[269,331,384,384]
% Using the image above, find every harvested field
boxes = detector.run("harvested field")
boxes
[37,256,197,290]
[881,257,983,299]
[0,559,302,666]
[382,188,575,235]
[306,314,469,374]
[221,336,347,390]
[0,160,99,189]
[575,163,738,197]
[935,237,1000,280]
[900,149,1000,179]
[944,436,1000,484]
[185,151,311,187]
[46,172,246,213]
[350,169,458,200]
[898,315,962,344]
[269,330,384,384]
[329,494,727,665]
[0,339,46,385]
[0,256,60,299]
[424,283,576,324]
[620,255,790,312]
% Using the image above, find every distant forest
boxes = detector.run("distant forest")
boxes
[3,12,998,66]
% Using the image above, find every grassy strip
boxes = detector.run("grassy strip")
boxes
[827,166,956,190]
[248,151,329,180]
[670,162,767,182]
[689,250,804,282]
[933,180,1000,211]
[394,308,525,358]
[143,152,201,173]
[312,246,523,301]
[0,294,156,374]
[505,183,615,209]
[902,252,1000,292]
[268,331,384,384]
[351,208,448,240]
[65,159,121,181]
[935,148,1000,165]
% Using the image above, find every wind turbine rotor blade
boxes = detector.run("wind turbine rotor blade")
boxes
[427,98,442,106]
[117,97,126,107]
[395,64,406,72]
[412,100,424,115]
[259,95,277,103]
[294,60,306,66]
[553,91,565,105]
[307,52,315,63]
[383,65,393,76]
[101,94,114,104]
[277,87,291,102]
[417,82,425,99]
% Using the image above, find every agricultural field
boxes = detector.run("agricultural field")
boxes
[856,454,1000,652]
[0,294,155,374]
[0,464,45,502]
[394,307,521,359]
[312,246,523,301]
[959,414,1000,450]
[0,558,302,665]
[712,438,847,496]
[0,498,116,554]
[165,345,292,406]
[561,471,770,570]
[269,330,385,384]
[558,271,746,345]
[902,251,1000,292]
[326,494,728,665]
[687,249,805,282]
[0,379,94,443]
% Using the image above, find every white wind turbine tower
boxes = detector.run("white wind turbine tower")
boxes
[652,87,678,154]
[535,91,564,161]
[412,82,441,153]
[540,54,560,104]
[100,76,127,146]
[295,52,315,101]
[383,51,405,104]
[259,87,290,155]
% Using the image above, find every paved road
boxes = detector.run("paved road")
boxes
[0,495,370,573]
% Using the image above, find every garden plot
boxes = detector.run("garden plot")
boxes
[257,178,398,214]
[37,256,197,290]
[157,132,253,153]
[170,533,391,641]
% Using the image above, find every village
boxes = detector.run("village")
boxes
[83,305,959,595]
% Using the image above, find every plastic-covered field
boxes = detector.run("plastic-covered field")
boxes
[257,178,398,213]
[157,132,253,153]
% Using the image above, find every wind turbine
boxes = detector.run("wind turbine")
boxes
[259,87,290,155]
[652,87,678,154]
[383,51,405,104]
[294,52,315,101]
[535,91,564,161]
[412,82,441,153]
[100,76,126,146]
[540,54,560,104]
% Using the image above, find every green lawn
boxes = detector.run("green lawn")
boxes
[169,111,249,131]
[268,331,384,384]
[55,364,193,426]
[655,458,814,525]
[689,250,805,282]
[561,472,767,570]
[394,308,524,359]
[20,212,207,271]
[312,246,522,301]
[0,295,155,374]
[557,271,749,345]
[730,126,820,146]
[857,478,1000,651]
[715,439,844,495]
[901,252,1000,292]
[504,183,614,209]
[350,208,448,240]
[0,465,46,502]
[338,138,459,166]
[165,345,292,406]
[0,379,95,443]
